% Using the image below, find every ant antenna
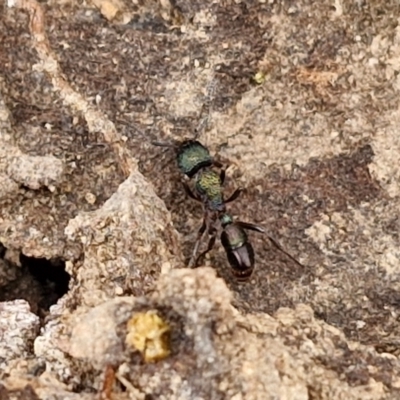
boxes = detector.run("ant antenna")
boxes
[130,122,177,149]
[194,69,217,140]
[237,221,305,269]
[151,140,176,149]
[131,124,150,141]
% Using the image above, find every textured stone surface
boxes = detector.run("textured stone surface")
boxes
[0,300,40,376]
[61,268,398,399]
[2,0,400,398]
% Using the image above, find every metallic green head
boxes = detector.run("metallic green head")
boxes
[177,140,213,178]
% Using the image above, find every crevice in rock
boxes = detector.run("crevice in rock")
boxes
[0,247,70,318]
[22,254,70,309]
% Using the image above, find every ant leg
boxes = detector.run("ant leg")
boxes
[266,235,305,268]
[225,188,244,203]
[237,222,304,268]
[188,218,208,268]
[213,160,223,169]
[194,229,217,267]
[236,221,265,233]
[182,182,200,202]
[219,168,226,185]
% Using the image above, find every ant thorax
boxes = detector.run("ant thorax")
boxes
[194,168,225,212]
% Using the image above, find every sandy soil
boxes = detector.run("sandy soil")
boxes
[2,0,400,399]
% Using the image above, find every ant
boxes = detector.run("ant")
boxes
[131,72,304,279]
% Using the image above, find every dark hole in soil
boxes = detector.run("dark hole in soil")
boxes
[0,248,70,317]
[21,254,70,307]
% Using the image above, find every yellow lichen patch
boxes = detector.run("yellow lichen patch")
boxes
[126,311,171,363]
[252,71,266,85]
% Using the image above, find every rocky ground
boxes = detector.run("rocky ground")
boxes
[1,0,400,399]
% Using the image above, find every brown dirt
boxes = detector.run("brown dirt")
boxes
[2,0,400,398]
